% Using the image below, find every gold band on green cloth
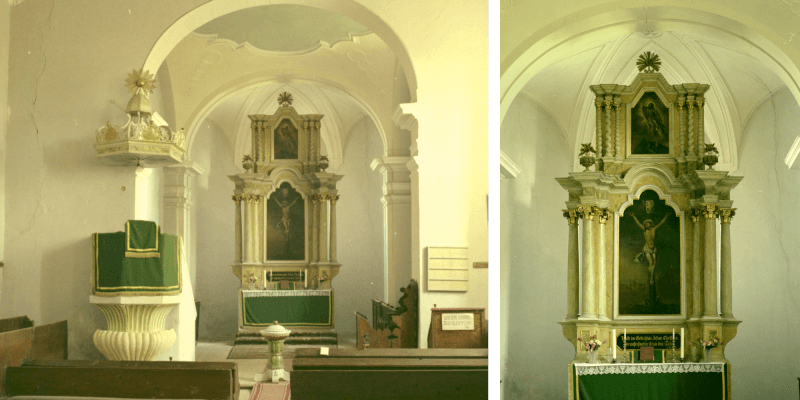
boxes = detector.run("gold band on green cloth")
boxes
[125,220,160,258]
[92,232,181,296]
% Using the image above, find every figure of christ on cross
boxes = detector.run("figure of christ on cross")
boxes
[632,212,669,286]
[274,189,298,240]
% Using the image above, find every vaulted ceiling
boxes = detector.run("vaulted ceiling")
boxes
[518,30,786,172]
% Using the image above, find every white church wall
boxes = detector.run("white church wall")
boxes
[501,94,575,399]
[724,87,800,398]
[332,116,384,340]
[191,118,240,342]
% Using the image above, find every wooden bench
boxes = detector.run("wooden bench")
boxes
[356,279,418,349]
[291,348,488,399]
[0,318,67,392]
[4,360,239,400]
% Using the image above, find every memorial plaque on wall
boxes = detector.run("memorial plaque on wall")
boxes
[427,247,469,291]
[267,182,305,260]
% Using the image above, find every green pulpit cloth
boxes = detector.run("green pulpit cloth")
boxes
[125,220,161,258]
[573,363,727,400]
[242,290,332,327]
[92,230,181,296]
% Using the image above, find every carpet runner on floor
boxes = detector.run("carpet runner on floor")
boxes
[249,382,290,400]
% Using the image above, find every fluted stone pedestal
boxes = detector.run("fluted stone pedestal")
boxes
[90,295,180,361]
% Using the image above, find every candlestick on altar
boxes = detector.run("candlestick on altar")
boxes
[263,270,267,289]
[680,328,684,359]
[305,268,308,288]
[612,329,616,360]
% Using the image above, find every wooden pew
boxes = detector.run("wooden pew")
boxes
[292,348,488,400]
[356,279,418,349]
[5,360,239,400]
[0,319,67,392]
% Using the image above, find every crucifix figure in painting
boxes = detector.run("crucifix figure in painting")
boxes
[274,187,298,240]
[632,213,669,285]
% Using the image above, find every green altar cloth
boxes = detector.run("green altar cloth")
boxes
[92,232,181,296]
[242,290,332,327]
[572,363,727,400]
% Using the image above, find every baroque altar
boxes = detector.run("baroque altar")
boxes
[558,53,741,398]
[231,92,342,331]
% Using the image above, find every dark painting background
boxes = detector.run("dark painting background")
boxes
[267,182,305,260]
[274,118,299,159]
[618,190,681,315]
[631,92,670,155]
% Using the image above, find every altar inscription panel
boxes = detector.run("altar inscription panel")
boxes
[618,190,681,315]
[630,92,670,155]
[267,182,305,260]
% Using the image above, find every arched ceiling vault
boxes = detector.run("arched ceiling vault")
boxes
[517,29,785,172]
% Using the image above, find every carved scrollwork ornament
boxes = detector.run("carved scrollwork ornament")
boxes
[563,209,580,225]
[718,208,736,224]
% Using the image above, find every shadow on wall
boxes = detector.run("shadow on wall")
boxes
[41,236,106,360]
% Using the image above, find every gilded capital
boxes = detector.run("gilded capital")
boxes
[597,209,610,224]
[563,209,579,225]
[689,208,701,223]
[700,203,718,219]
[577,205,596,221]
[719,208,736,224]
[232,195,243,204]
[331,195,340,204]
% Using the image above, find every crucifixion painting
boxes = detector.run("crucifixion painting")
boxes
[267,182,305,260]
[619,190,681,315]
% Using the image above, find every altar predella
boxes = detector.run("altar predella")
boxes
[558,52,740,396]
[230,92,343,341]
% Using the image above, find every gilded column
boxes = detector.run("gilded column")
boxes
[702,204,718,317]
[595,100,603,156]
[719,208,736,318]
[604,97,612,158]
[233,195,242,263]
[311,195,319,263]
[597,209,609,320]
[319,195,330,263]
[691,208,703,319]
[579,205,597,320]
[678,96,686,157]
[242,195,252,263]
[614,97,621,158]
[330,195,339,263]
[687,96,696,157]
[697,98,706,159]
[563,209,580,319]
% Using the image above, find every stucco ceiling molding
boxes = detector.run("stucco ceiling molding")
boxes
[501,5,800,132]
[188,31,373,58]
[142,0,417,102]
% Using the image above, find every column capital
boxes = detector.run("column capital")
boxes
[331,195,340,204]
[242,194,261,203]
[563,209,579,225]
[232,195,243,204]
[718,208,736,224]
[597,209,610,224]
[577,205,597,221]
[689,207,702,223]
[699,203,719,219]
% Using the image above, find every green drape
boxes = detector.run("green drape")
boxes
[93,232,180,296]
[242,291,331,326]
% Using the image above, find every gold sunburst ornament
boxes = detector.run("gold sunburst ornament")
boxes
[278,92,293,107]
[125,69,157,96]
[636,52,661,73]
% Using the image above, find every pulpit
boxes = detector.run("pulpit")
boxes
[231,92,342,340]
[557,53,741,399]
